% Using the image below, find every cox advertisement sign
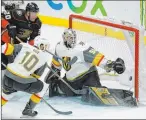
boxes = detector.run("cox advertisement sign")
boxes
[47,0,107,16]
[34,0,140,25]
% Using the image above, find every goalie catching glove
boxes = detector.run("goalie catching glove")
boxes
[105,58,125,74]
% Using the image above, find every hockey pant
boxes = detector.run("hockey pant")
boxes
[2,75,49,106]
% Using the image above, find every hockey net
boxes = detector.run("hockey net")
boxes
[69,14,146,103]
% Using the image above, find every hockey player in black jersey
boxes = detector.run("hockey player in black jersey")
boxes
[2,2,42,45]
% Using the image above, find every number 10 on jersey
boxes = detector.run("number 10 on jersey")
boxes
[19,52,39,71]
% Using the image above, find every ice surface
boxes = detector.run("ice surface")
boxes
[2,91,146,119]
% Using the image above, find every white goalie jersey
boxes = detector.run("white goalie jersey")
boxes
[52,41,108,81]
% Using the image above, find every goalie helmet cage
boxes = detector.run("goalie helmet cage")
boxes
[69,14,146,103]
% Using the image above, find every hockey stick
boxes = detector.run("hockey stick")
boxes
[1,62,73,115]
[15,36,77,65]
[1,61,7,68]
[46,50,77,66]
[1,29,7,36]
[41,98,72,115]
[15,36,87,95]
[1,29,14,45]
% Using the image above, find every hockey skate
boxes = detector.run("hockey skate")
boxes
[21,100,38,117]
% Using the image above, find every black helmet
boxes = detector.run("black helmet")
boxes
[5,3,16,11]
[26,2,39,12]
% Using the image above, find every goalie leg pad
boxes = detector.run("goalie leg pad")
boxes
[81,87,119,106]
[108,88,137,107]
[81,87,137,107]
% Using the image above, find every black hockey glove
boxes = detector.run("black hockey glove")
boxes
[105,58,125,74]
[45,65,61,84]
[113,58,126,74]
[7,25,17,39]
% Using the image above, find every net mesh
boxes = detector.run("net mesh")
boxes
[69,15,146,103]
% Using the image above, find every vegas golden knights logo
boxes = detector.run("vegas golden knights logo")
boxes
[62,56,71,71]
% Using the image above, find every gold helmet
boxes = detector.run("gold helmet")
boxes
[34,36,50,51]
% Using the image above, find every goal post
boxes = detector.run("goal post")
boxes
[69,14,146,102]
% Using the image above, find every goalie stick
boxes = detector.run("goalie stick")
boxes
[15,36,87,95]
[46,64,87,95]
[1,62,73,115]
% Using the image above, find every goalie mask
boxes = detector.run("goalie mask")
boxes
[34,36,50,51]
[62,28,77,48]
